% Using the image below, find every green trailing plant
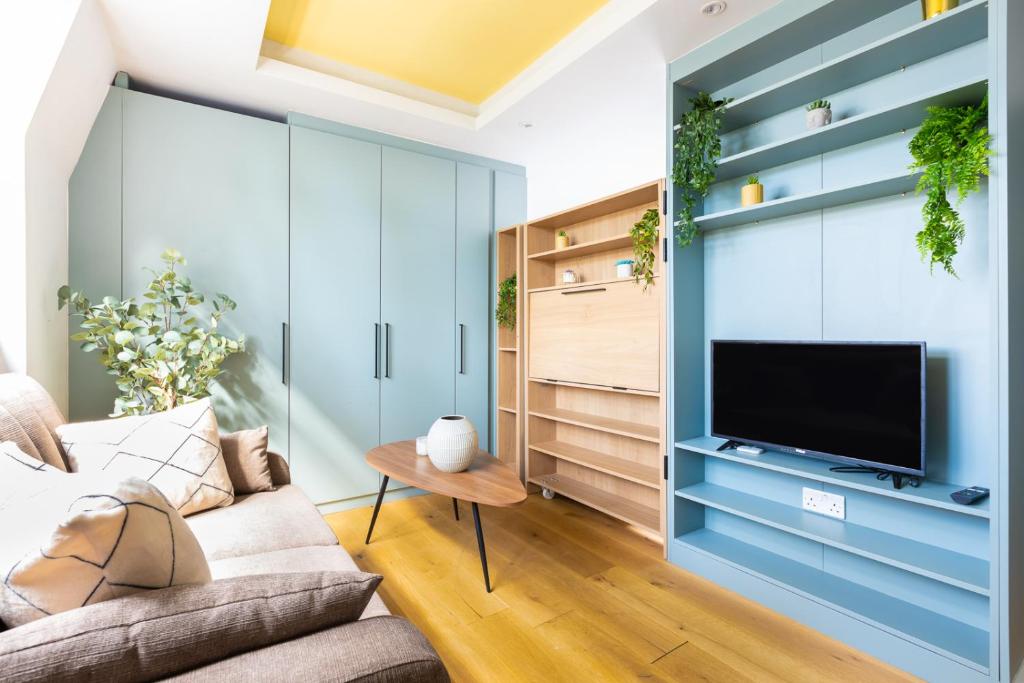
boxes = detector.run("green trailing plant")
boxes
[496,274,517,330]
[746,175,760,186]
[672,91,732,247]
[807,99,831,111]
[909,96,992,276]
[630,208,660,290]
[58,249,245,416]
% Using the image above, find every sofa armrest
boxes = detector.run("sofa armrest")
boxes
[160,616,449,682]
[267,450,291,486]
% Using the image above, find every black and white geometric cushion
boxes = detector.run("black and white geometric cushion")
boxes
[57,398,234,517]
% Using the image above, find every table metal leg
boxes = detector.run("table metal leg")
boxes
[471,502,491,592]
[452,498,460,521]
[365,475,389,544]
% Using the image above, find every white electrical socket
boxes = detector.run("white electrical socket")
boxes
[802,487,845,520]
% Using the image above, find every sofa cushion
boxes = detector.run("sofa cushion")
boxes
[185,484,338,561]
[0,374,67,471]
[0,571,382,683]
[0,473,210,628]
[58,398,234,516]
[219,427,274,494]
[209,545,389,619]
[160,615,449,683]
[0,442,65,511]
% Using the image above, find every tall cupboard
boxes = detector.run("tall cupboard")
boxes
[68,82,526,507]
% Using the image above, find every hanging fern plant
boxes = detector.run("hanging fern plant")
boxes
[496,274,517,329]
[630,208,660,290]
[909,96,992,276]
[672,91,732,247]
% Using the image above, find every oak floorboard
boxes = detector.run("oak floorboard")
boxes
[327,493,918,683]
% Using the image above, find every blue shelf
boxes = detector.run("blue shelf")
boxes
[684,172,921,232]
[714,78,988,182]
[675,437,991,519]
[676,482,989,595]
[719,0,989,132]
[675,529,989,672]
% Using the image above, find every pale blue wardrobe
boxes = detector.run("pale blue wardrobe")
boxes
[69,80,526,507]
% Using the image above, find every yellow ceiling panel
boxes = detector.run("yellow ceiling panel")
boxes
[265,0,609,104]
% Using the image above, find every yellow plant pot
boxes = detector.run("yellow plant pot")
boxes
[555,235,570,249]
[741,183,764,207]
[921,0,958,19]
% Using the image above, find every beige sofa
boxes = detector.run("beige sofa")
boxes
[0,374,448,682]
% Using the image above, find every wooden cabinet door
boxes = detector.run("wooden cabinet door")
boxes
[290,127,382,505]
[380,147,456,444]
[121,90,290,454]
[529,280,660,392]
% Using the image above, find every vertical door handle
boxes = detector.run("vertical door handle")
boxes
[374,323,381,379]
[384,323,391,378]
[458,323,466,375]
[281,322,288,385]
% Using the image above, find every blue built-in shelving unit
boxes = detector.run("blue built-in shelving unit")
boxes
[666,1,1024,681]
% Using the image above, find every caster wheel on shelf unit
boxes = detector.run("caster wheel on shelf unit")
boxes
[542,488,555,500]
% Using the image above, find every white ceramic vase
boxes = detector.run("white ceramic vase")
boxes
[806,107,832,129]
[427,415,478,473]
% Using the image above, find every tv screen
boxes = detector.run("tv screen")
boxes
[711,340,926,476]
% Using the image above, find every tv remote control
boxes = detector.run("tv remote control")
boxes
[950,486,989,505]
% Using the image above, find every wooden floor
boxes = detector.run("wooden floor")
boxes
[326,493,918,683]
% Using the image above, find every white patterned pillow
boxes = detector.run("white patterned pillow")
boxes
[57,399,234,516]
[0,473,211,627]
[0,442,65,512]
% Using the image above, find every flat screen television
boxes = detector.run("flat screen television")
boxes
[711,340,926,479]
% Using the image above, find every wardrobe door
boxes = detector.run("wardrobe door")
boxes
[121,90,289,455]
[290,128,382,505]
[380,147,456,444]
[455,163,492,450]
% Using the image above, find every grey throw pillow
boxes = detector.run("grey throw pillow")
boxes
[0,571,383,683]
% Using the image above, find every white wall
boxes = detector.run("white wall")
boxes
[0,0,116,412]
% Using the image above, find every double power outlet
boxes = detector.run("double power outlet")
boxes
[802,487,846,520]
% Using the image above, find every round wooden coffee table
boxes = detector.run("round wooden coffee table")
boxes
[364,440,526,592]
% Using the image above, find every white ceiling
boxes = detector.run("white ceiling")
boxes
[95,0,777,216]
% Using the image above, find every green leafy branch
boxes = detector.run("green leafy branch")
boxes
[671,91,732,248]
[630,208,660,290]
[496,274,517,330]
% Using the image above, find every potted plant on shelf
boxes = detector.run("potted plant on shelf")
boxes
[496,274,517,329]
[555,230,570,250]
[806,99,832,129]
[741,175,764,207]
[921,0,957,20]
[672,91,732,248]
[909,96,991,276]
[616,259,634,279]
[629,207,660,290]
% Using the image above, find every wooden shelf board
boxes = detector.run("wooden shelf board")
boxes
[675,529,989,671]
[497,224,519,234]
[528,275,659,294]
[498,347,518,352]
[714,78,988,181]
[676,482,988,595]
[529,377,660,398]
[531,439,660,488]
[718,0,988,132]
[497,406,517,414]
[530,472,660,530]
[675,437,990,519]
[683,172,921,231]
[528,234,633,262]
[530,408,659,443]
[528,181,660,230]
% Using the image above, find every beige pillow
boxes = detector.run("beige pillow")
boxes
[57,398,234,516]
[220,426,274,494]
[0,442,65,512]
[0,572,382,682]
[0,474,210,628]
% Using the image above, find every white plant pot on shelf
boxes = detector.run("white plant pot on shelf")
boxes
[427,415,478,473]
[806,107,832,129]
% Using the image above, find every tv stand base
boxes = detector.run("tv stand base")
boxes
[829,465,920,490]
[716,440,742,452]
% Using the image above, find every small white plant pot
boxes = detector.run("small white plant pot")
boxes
[427,415,478,473]
[616,261,634,278]
[806,107,832,129]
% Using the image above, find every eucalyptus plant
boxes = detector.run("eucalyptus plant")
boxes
[496,274,517,330]
[630,208,660,290]
[909,96,992,276]
[672,91,732,247]
[59,249,245,416]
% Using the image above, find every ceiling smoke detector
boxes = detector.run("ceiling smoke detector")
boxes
[700,1,727,16]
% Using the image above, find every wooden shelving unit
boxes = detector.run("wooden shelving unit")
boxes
[524,181,667,541]
[495,224,524,481]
